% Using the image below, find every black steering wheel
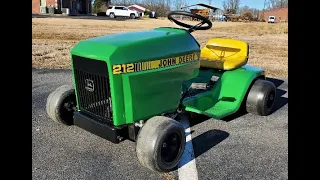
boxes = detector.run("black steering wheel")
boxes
[167,11,212,32]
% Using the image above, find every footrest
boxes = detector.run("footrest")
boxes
[203,101,236,119]
[204,106,232,117]
[185,100,238,119]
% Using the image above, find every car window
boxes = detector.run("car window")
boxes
[269,17,275,19]
[108,6,112,9]
[115,6,123,10]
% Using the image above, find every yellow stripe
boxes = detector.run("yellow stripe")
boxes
[151,60,161,69]
[112,52,199,75]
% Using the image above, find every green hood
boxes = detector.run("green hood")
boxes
[71,27,200,65]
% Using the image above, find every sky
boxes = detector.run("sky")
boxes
[190,0,266,10]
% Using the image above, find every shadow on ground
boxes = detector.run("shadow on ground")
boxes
[175,129,229,169]
[192,129,229,158]
[267,78,288,114]
[33,68,71,74]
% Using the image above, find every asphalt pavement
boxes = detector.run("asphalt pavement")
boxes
[32,68,288,180]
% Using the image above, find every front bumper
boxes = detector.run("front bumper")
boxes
[73,111,128,144]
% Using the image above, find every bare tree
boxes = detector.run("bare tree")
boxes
[138,0,171,17]
[93,0,111,13]
[173,0,184,10]
[222,0,241,13]
[166,0,171,8]
[250,8,259,19]
[239,5,249,14]
[239,5,260,20]
[266,0,288,10]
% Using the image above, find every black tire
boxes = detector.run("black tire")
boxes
[136,116,186,172]
[109,13,115,18]
[130,13,135,19]
[46,85,76,125]
[245,79,276,116]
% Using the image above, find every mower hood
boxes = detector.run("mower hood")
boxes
[70,27,200,65]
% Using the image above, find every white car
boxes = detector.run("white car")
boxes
[106,6,139,19]
[268,16,275,23]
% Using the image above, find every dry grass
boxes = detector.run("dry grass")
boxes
[32,18,288,77]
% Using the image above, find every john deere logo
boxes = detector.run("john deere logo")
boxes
[85,79,94,92]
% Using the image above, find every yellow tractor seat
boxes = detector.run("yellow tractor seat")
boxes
[200,38,249,70]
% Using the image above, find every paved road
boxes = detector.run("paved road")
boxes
[32,69,288,180]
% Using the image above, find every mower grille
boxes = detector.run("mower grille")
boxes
[72,55,113,124]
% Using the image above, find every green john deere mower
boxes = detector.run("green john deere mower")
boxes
[46,10,276,173]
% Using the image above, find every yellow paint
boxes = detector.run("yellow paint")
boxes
[112,52,199,75]
[200,38,249,70]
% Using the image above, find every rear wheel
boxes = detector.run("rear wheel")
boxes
[136,116,186,172]
[130,13,135,19]
[245,79,276,116]
[46,85,76,125]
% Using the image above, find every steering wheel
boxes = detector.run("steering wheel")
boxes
[167,11,212,32]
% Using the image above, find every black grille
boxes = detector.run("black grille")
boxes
[72,55,113,124]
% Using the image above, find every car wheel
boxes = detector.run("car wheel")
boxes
[109,13,115,18]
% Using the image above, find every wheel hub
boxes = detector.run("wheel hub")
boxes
[161,132,181,164]
[64,101,75,111]
[266,92,275,109]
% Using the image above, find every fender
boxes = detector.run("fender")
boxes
[183,65,265,119]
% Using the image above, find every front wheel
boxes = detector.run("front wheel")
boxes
[245,79,276,116]
[136,116,186,172]
[46,85,76,125]
[109,13,115,18]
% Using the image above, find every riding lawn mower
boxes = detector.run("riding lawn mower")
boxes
[46,10,276,173]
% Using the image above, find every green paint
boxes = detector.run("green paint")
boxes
[182,65,264,119]
[122,62,199,124]
[70,28,200,126]
[70,26,265,126]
